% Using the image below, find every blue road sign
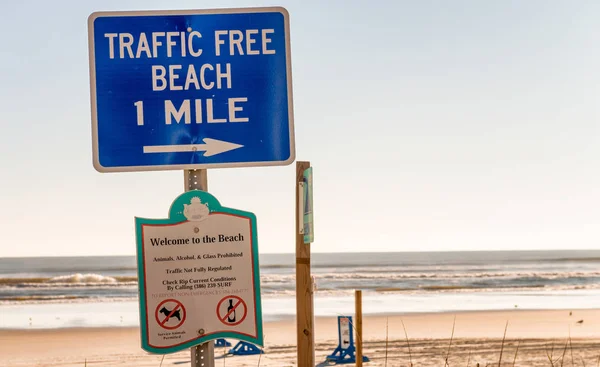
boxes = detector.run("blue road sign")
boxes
[88,7,295,172]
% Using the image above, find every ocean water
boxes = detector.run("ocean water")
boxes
[1,251,600,329]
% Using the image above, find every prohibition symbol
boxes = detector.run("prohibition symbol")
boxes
[216,295,247,326]
[155,299,186,330]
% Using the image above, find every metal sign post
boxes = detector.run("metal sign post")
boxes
[191,341,214,367]
[185,169,214,367]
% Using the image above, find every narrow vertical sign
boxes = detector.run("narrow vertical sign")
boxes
[302,167,314,244]
[339,316,352,350]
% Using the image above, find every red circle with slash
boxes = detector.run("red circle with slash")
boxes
[155,299,186,330]
[216,295,247,326]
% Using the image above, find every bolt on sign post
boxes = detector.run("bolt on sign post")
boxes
[87,6,295,367]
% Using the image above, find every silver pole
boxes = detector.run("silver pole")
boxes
[185,169,208,192]
[185,169,215,367]
[191,341,215,367]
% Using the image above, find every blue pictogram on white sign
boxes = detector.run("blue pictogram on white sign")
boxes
[87,7,295,172]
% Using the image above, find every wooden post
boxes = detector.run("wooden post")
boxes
[355,290,363,367]
[295,161,315,366]
[185,169,215,367]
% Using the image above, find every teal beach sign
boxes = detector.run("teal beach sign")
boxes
[134,190,263,354]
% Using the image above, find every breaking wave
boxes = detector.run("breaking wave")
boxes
[3,252,600,305]
[0,274,138,288]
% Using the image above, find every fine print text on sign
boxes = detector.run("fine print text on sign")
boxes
[135,190,263,354]
[88,7,294,172]
[339,316,351,350]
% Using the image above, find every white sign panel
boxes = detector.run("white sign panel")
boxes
[340,316,351,350]
[135,191,263,354]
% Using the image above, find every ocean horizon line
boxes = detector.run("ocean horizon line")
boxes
[3,248,600,259]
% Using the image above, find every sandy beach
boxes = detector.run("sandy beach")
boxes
[1,309,598,366]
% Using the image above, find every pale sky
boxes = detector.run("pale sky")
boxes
[1,0,599,257]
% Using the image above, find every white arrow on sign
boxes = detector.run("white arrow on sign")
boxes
[143,138,244,157]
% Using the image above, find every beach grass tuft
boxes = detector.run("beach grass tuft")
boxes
[384,317,389,367]
[445,315,456,367]
[401,319,413,367]
[257,345,264,366]
[560,338,568,367]
[498,321,509,367]
[546,341,557,367]
[512,340,521,367]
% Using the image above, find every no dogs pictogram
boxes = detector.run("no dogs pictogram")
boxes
[216,295,247,326]
[155,299,186,330]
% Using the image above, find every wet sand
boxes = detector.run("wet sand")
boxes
[1,309,598,366]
